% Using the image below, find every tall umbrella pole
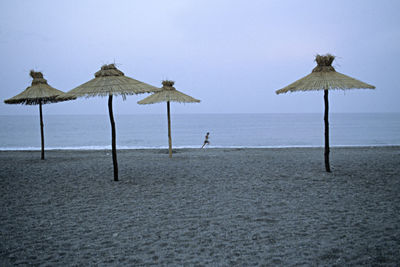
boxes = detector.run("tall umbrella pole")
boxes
[108,94,119,181]
[324,90,331,172]
[39,100,45,160]
[167,101,172,158]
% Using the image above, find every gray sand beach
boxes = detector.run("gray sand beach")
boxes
[1,147,399,266]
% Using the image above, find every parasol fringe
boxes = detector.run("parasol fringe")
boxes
[5,96,64,105]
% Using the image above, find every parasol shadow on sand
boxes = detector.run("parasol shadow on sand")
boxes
[138,80,200,158]
[276,54,375,172]
[62,64,159,181]
[4,70,75,160]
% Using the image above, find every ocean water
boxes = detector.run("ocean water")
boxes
[0,113,399,150]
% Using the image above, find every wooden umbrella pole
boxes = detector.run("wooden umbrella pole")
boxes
[324,90,331,172]
[39,100,45,160]
[167,101,172,158]
[108,94,119,181]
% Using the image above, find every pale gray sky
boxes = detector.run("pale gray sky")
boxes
[1,0,399,115]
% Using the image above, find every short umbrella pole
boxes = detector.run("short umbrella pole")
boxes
[324,90,331,172]
[108,94,119,181]
[167,101,172,158]
[39,100,45,160]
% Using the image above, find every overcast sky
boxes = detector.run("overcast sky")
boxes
[1,0,399,115]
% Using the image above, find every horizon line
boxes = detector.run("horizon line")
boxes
[0,111,399,116]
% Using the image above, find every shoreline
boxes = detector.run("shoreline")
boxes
[1,144,400,151]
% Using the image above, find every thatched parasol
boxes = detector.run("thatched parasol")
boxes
[138,80,200,158]
[276,54,375,172]
[63,64,159,181]
[4,70,74,160]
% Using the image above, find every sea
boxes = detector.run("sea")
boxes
[0,113,399,150]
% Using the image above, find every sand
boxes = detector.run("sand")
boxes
[1,147,399,266]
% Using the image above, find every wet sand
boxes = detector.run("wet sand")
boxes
[1,147,400,266]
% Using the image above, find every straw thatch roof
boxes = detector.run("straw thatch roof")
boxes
[276,54,375,94]
[64,64,160,99]
[4,71,74,105]
[138,80,200,104]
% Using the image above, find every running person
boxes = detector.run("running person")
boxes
[201,132,210,148]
